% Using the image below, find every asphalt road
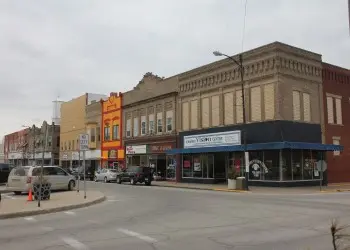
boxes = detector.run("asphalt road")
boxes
[1,182,350,250]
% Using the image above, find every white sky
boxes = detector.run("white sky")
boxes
[0,0,349,137]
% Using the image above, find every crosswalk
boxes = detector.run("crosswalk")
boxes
[0,193,17,200]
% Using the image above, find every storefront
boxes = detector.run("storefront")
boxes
[167,121,343,186]
[125,142,176,181]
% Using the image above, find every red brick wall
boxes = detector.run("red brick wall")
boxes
[322,63,350,183]
[3,129,28,161]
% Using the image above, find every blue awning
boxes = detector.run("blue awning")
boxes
[165,141,344,155]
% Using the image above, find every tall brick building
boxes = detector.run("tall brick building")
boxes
[322,63,350,183]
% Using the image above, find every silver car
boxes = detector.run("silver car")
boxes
[6,166,76,195]
[94,169,118,183]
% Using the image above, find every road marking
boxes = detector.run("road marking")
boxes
[117,228,157,243]
[24,217,36,221]
[64,211,76,216]
[62,237,88,250]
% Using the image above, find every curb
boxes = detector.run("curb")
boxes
[0,195,106,220]
[153,184,248,193]
[320,189,350,193]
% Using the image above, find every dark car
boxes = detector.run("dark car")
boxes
[73,166,95,181]
[0,163,14,184]
[116,166,153,186]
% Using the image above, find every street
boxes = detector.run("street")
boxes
[1,182,350,250]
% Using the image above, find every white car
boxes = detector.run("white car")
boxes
[6,165,76,195]
[94,169,118,183]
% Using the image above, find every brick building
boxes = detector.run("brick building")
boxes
[122,73,178,180]
[3,129,28,166]
[322,63,350,183]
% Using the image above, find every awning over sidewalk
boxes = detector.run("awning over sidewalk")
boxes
[165,141,344,154]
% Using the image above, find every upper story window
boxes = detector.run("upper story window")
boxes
[149,114,155,134]
[68,140,71,150]
[326,94,342,125]
[104,125,110,140]
[166,110,173,132]
[133,117,139,137]
[302,93,311,122]
[292,90,301,120]
[157,112,163,133]
[141,116,146,135]
[90,128,96,142]
[126,119,131,137]
[112,125,119,140]
[333,137,341,156]
[72,140,74,150]
[96,127,100,142]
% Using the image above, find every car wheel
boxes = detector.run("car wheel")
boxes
[68,180,75,191]
[94,176,98,182]
[116,177,122,184]
[145,181,152,186]
[104,177,108,183]
[130,178,136,185]
[14,191,22,195]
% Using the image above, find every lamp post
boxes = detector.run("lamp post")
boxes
[213,51,249,190]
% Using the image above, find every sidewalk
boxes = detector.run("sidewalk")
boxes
[0,190,105,219]
[152,181,350,194]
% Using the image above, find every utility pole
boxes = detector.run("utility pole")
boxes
[38,123,48,208]
[32,125,36,165]
[213,51,249,190]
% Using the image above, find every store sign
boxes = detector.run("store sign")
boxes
[149,143,174,153]
[126,145,147,155]
[184,131,241,148]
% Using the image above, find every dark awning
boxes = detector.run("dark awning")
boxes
[165,141,343,154]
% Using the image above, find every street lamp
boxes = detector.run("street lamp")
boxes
[213,50,249,190]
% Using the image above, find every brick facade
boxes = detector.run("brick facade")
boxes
[322,63,350,183]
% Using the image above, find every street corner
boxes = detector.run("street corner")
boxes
[0,190,106,220]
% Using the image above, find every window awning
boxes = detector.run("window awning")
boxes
[165,141,344,155]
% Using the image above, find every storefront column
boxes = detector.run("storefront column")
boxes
[279,149,283,181]
[176,154,181,182]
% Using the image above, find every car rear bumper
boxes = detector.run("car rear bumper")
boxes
[5,184,30,193]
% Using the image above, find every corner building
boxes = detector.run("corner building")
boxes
[168,42,342,187]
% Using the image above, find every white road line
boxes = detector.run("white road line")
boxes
[64,211,76,216]
[24,217,36,221]
[117,228,157,243]
[62,237,89,250]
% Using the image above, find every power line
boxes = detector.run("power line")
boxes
[241,0,248,53]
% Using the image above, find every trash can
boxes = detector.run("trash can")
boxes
[236,177,245,190]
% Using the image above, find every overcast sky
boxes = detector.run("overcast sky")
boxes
[0,0,349,138]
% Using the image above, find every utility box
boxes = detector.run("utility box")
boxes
[236,177,245,190]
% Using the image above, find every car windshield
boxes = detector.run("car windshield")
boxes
[109,169,117,173]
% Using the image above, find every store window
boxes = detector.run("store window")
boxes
[182,154,214,179]
[166,155,176,179]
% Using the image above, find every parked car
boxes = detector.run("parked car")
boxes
[94,169,118,183]
[0,163,14,184]
[6,165,76,195]
[116,166,153,185]
[72,166,95,181]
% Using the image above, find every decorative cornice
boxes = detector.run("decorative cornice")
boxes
[179,54,322,95]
